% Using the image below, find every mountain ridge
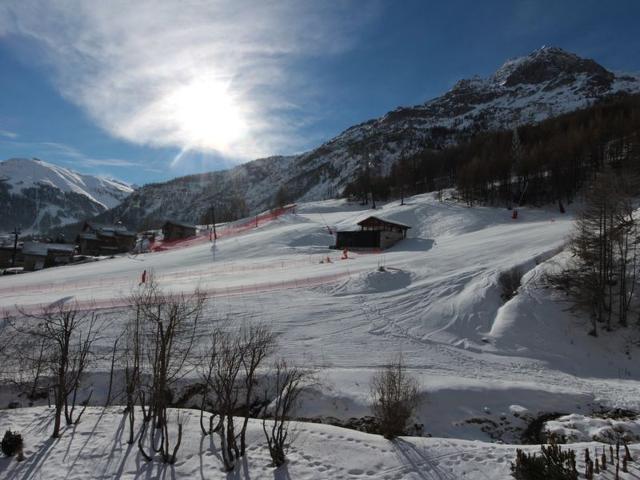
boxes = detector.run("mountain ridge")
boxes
[0,158,134,234]
[48,47,640,232]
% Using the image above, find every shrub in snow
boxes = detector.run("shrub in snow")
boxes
[1,430,23,457]
[370,356,420,439]
[511,440,577,480]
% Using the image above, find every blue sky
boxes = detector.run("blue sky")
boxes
[0,0,639,186]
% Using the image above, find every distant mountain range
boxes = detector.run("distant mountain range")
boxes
[12,46,640,234]
[0,158,133,234]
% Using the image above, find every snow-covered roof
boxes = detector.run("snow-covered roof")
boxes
[163,220,197,229]
[78,233,98,241]
[84,222,136,237]
[335,215,411,233]
[22,242,75,256]
[357,215,411,229]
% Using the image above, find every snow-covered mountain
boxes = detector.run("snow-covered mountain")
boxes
[85,47,640,229]
[0,158,134,234]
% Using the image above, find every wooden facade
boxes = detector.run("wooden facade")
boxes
[0,244,23,269]
[76,222,137,256]
[162,221,197,242]
[335,216,410,250]
[22,242,75,271]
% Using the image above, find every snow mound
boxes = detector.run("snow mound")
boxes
[331,267,412,295]
[545,413,640,443]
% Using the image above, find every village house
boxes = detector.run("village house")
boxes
[76,221,137,256]
[335,216,410,250]
[0,243,23,269]
[162,220,197,242]
[22,241,75,271]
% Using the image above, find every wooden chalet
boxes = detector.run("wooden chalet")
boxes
[0,243,23,269]
[335,216,410,250]
[76,222,137,256]
[22,242,75,271]
[162,221,197,242]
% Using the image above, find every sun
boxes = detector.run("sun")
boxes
[164,75,247,153]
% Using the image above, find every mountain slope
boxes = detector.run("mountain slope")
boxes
[80,47,640,230]
[0,158,133,234]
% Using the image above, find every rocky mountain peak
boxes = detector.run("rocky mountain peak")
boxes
[493,46,613,87]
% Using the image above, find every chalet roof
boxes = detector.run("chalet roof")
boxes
[77,233,98,241]
[357,216,411,229]
[84,221,136,237]
[22,242,75,257]
[163,220,197,230]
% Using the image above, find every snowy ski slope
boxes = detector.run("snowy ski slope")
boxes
[1,193,640,453]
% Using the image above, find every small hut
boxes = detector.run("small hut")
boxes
[0,243,23,268]
[162,221,197,242]
[335,216,410,250]
[22,242,75,271]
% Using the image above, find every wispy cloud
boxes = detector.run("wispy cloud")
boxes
[0,1,375,164]
[0,138,146,170]
[0,129,18,139]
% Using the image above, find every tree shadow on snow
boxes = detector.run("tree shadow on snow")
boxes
[272,462,291,480]
[199,432,224,480]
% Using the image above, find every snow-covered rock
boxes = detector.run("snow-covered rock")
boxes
[545,413,640,443]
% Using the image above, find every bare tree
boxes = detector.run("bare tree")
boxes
[198,327,223,437]
[555,171,640,335]
[370,356,420,439]
[132,279,205,464]
[120,301,144,444]
[262,360,311,467]
[200,326,244,471]
[239,324,275,455]
[6,302,99,438]
[200,322,274,471]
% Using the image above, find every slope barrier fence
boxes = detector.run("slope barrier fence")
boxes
[151,204,298,252]
[1,268,358,316]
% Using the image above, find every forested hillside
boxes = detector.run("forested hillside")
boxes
[346,93,640,209]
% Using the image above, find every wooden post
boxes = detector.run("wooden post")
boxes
[11,227,20,267]
[212,205,217,240]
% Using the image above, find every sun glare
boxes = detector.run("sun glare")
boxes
[164,76,247,153]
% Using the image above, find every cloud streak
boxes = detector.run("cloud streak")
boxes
[0,129,18,139]
[0,1,374,164]
[0,138,146,170]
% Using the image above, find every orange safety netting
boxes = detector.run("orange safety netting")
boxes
[151,204,297,252]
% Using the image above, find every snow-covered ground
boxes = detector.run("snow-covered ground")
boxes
[2,407,639,479]
[1,193,640,477]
